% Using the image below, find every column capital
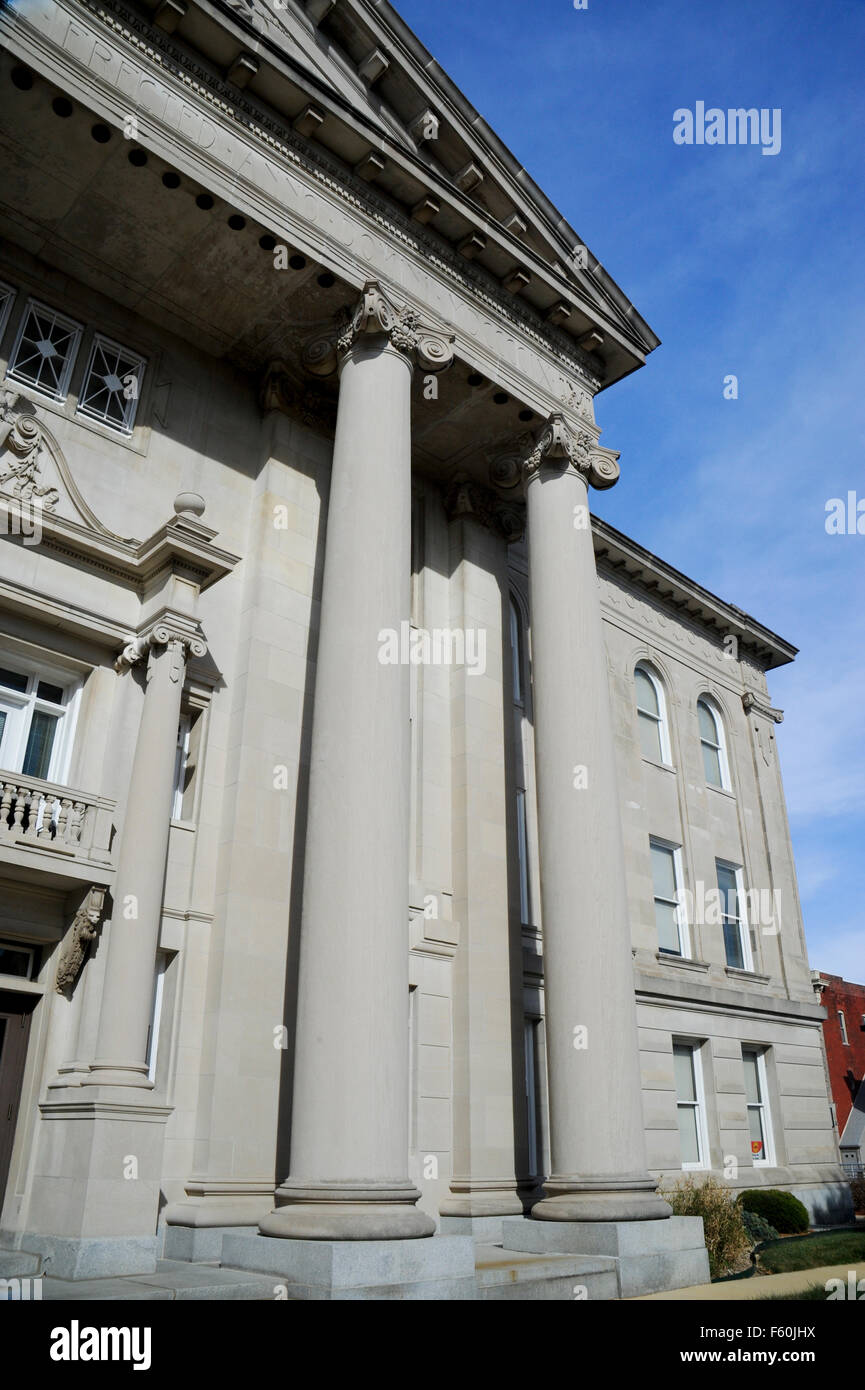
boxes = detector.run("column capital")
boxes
[115,620,207,675]
[490,413,620,493]
[443,475,524,542]
[303,279,455,377]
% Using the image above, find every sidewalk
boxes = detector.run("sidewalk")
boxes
[634,1261,865,1301]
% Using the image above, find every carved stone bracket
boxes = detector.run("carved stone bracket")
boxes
[742,692,784,724]
[443,476,525,542]
[259,359,337,433]
[55,885,106,995]
[303,280,456,378]
[520,413,620,490]
[115,622,207,676]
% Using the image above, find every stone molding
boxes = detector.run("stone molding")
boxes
[302,280,456,377]
[742,691,784,724]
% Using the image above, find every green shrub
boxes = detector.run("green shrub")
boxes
[661,1174,749,1278]
[741,1208,779,1245]
[738,1188,809,1234]
[851,1176,865,1214]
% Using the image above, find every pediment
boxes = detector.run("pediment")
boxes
[0,385,135,543]
[180,0,657,370]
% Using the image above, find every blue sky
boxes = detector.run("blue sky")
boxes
[396,0,865,978]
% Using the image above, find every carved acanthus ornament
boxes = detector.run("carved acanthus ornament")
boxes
[0,388,60,509]
[116,623,207,677]
[443,477,524,542]
[303,280,456,377]
[55,886,106,995]
[489,412,620,494]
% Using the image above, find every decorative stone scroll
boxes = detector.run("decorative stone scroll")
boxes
[443,476,524,543]
[303,280,456,377]
[742,691,784,724]
[0,389,60,509]
[115,624,207,677]
[489,412,620,493]
[55,886,106,995]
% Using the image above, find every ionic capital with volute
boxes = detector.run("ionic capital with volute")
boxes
[302,279,456,377]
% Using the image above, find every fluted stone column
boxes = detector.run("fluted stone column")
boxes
[521,415,670,1222]
[262,282,454,1241]
[86,624,205,1088]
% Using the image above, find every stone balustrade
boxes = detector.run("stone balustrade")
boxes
[0,772,114,868]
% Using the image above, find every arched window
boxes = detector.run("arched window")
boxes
[634,664,671,765]
[697,697,730,790]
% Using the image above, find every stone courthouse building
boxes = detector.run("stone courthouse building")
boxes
[0,0,850,1298]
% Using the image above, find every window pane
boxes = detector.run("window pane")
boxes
[22,710,58,779]
[702,741,723,787]
[77,335,146,432]
[717,864,738,908]
[635,669,659,716]
[673,1044,697,1102]
[0,710,6,753]
[509,602,522,705]
[655,900,681,953]
[724,919,745,970]
[678,1105,700,1165]
[651,844,677,899]
[0,667,28,692]
[748,1106,765,1158]
[698,700,718,743]
[9,303,80,398]
[36,681,64,705]
[638,710,662,761]
[742,1051,760,1104]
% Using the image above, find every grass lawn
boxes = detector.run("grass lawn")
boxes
[757,1230,865,1275]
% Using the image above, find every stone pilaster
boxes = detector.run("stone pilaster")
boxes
[84,623,205,1089]
[439,480,524,1230]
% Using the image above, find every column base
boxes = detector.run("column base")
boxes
[439,1184,525,1244]
[260,1203,435,1241]
[501,1216,710,1298]
[532,1174,672,1223]
[223,1232,476,1299]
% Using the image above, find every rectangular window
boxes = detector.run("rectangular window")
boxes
[0,940,35,979]
[838,1010,849,1045]
[717,861,752,970]
[145,954,167,1085]
[673,1041,707,1169]
[742,1046,774,1165]
[651,839,688,956]
[7,300,82,401]
[0,280,16,343]
[76,333,146,433]
[0,660,74,783]
[524,1017,541,1179]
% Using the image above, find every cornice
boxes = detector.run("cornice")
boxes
[20,0,607,396]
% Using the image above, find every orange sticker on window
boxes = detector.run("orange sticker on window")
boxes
[751,1141,763,1156]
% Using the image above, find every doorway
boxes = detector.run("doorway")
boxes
[0,991,35,1207]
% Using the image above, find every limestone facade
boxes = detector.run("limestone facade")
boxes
[0,0,849,1288]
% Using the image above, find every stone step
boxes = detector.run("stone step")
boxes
[475,1244,618,1301]
[0,1249,42,1278]
[29,1259,277,1301]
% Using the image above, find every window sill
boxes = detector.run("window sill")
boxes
[641,756,677,774]
[169,818,197,833]
[656,952,711,973]
[706,783,736,801]
[725,966,771,986]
